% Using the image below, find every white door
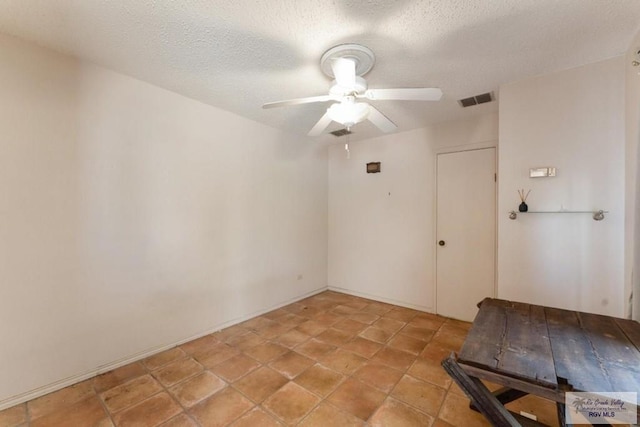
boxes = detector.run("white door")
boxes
[436,148,496,322]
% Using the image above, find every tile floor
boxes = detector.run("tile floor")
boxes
[0,291,562,427]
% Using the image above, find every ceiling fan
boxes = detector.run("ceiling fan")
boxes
[262,44,443,136]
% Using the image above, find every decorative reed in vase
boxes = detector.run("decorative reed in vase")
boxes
[518,189,530,212]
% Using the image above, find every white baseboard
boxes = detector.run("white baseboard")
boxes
[0,286,327,411]
[327,286,434,314]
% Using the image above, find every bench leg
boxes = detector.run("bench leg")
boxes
[442,353,522,427]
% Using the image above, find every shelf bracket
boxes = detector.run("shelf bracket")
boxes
[508,210,607,221]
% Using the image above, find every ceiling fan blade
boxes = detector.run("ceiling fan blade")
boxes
[364,88,443,101]
[367,105,397,133]
[262,95,337,109]
[331,58,356,88]
[308,112,333,136]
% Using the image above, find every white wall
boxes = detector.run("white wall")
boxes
[328,114,498,311]
[498,57,626,316]
[628,31,640,321]
[0,33,328,407]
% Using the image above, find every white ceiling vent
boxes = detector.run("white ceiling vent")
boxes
[458,92,494,108]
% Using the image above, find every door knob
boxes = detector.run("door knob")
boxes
[438,240,446,246]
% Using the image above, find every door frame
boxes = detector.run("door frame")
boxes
[433,141,498,316]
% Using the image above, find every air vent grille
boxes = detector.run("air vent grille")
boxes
[458,92,494,108]
[330,128,352,137]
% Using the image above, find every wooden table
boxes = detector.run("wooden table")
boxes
[442,298,640,426]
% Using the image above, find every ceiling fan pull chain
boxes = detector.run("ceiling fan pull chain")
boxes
[345,133,351,159]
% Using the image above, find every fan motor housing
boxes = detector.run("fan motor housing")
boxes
[329,76,367,95]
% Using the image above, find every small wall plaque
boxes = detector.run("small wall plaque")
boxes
[529,167,556,178]
[366,162,381,173]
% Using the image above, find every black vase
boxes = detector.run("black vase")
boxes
[519,202,528,212]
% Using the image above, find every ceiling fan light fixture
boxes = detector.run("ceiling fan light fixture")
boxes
[327,102,370,127]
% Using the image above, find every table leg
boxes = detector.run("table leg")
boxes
[442,353,523,427]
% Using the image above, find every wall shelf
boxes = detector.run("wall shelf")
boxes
[508,210,608,221]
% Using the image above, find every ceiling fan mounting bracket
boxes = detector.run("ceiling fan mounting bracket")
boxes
[320,43,375,78]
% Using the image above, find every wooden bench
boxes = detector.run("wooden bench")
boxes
[442,298,640,426]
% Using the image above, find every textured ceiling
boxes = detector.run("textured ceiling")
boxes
[0,1,639,141]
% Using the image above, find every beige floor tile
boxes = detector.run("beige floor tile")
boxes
[409,314,446,331]
[438,392,491,427]
[353,363,404,393]
[371,347,417,371]
[263,382,320,424]
[254,322,294,339]
[332,304,360,315]
[230,407,284,427]
[152,357,203,387]
[243,342,288,363]
[315,328,354,346]
[101,374,163,413]
[31,396,107,427]
[391,375,446,416]
[93,362,147,393]
[240,316,275,331]
[420,341,457,363]
[0,404,26,427]
[311,312,343,327]
[143,347,186,371]
[113,392,182,427]
[295,320,327,336]
[28,379,95,420]
[369,397,434,427]
[373,317,406,333]
[383,308,420,323]
[341,336,383,358]
[179,335,219,358]
[342,300,369,310]
[276,313,308,326]
[361,302,394,316]
[158,413,199,427]
[225,332,266,351]
[213,324,249,341]
[348,312,381,325]
[432,329,466,350]
[294,364,345,397]
[444,318,473,331]
[327,377,386,421]
[298,402,365,427]
[432,419,456,427]
[319,348,367,375]
[194,343,239,368]
[210,354,261,382]
[273,329,310,348]
[505,394,560,427]
[408,357,453,389]
[387,333,429,355]
[268,351,315,379]
[232,366,288,403]
[190,388,254,427]
[295,338,337,360]
[169,371,226,407]
[359,326,395,343]
[263,308,291,320]
[333,318,368,334]
[400,324,436,342]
